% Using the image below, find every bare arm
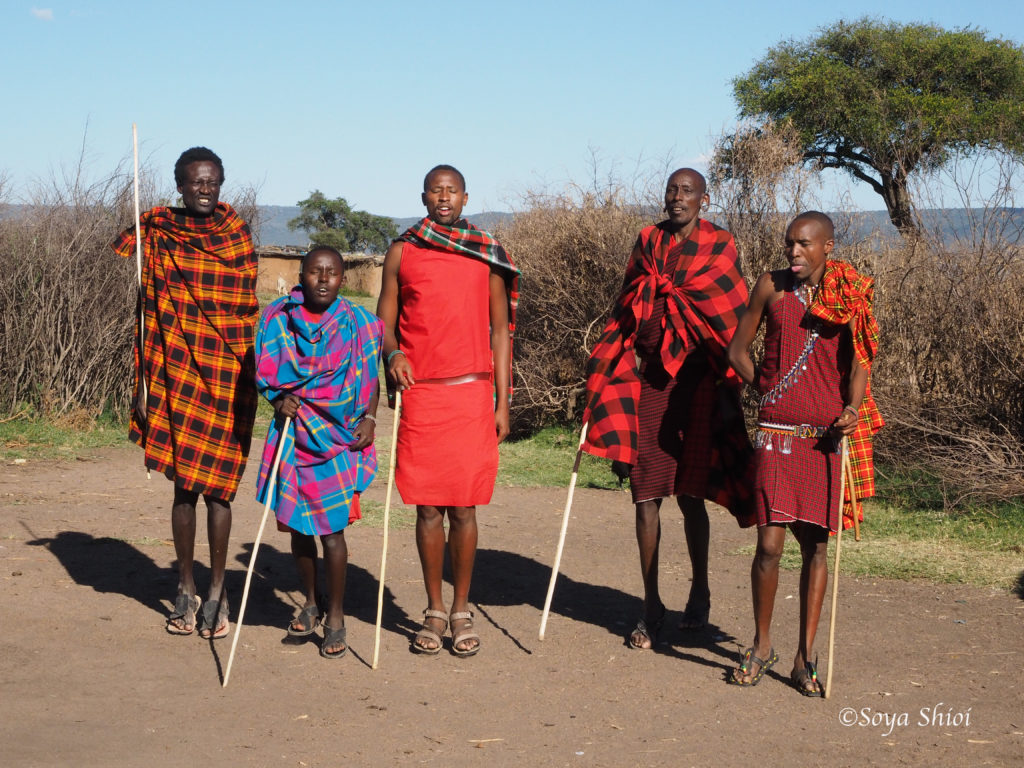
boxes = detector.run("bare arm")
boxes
[375,241,415,391]
[350,379,380,449]
[490,270,511,443]
[726,272,776,388]
[833,321,869,436]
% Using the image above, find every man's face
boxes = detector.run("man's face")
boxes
[421,170,467,226]
[664,170,708,229]
[785,219,833,283]
[300,250,344,312]
[177,160,222,217]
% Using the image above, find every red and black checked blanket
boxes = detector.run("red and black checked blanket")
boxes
[583,219,749,466]
[398,217,519,398]
[810,259,884,519]
[111,203,259,500]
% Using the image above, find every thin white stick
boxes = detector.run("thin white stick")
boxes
[824,436,849,699]
[223,416,291,687]
[131,124,151,480]
[372,390,402,670]
[539,421,589,641]
[845,448,861,541]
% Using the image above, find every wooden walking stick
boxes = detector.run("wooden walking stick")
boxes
[223,416,292,687]
[538,421,589,641]
[131,124,151,480]
[371,389,402,670]
[824,436,849,699]
[845,446,861,541]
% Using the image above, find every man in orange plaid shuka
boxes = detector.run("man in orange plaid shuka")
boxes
[726,210,882,695]
[111,147,258,640]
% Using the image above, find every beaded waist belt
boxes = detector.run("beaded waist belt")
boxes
[754,421,834,454]
[415,371,491,386]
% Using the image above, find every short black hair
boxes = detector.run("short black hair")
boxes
[423,164,466,192]
[790,210,835,240]
[301,245,345,271]
[174,147,225,186]
[667,167,707,196]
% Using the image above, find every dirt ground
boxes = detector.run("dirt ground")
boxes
[2,410,1022,767]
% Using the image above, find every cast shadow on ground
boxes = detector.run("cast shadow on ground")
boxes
[470,548,738,668]
[1014,570,1024,600]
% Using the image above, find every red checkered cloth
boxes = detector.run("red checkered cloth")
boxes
[111,203,259,500]
[582,220,753,521]
[810,260,884,524]
[398,217,519,400]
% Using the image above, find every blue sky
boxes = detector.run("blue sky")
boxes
[3,1,1022,217]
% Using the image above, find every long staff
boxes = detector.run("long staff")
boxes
[131,125,151,480]
[824,436,849,699]
[845,447,861,541]
[539,421,589,640]
[223,416,291,687]
[372,390,402,670]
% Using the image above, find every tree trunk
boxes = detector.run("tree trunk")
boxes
[881,172,921,240]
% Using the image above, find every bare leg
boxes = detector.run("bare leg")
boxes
[204,494,232,605]
[168,487,199,632]
[448,505,479,654]
[290,531,319,631]
[791,522,829,693]
[630,499,665,649]
[733,524,785,683]
[320,530,348,655]
[678,495,711,626]
[414,504,447,651]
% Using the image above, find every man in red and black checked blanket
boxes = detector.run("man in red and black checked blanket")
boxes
[111,147,258,640]
[582,168,754,651]
[726,210,881,695]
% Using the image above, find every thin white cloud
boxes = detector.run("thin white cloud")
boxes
[31,8,54,21]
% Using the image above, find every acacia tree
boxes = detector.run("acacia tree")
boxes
[288,190,397,253]
[732,18,1024,237]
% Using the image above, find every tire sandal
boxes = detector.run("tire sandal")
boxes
[728,646,778,686]
[791,658,823,697]
[449,611,480,658]
[287,604,321,637]
[166,593,201,635]
[412,609,448,655]
[320,624,347,659]
[198,596,230,640]
[628,603,666,650]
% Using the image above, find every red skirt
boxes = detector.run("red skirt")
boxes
[395,379,498,507]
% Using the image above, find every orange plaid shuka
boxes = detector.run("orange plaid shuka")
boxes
[111,203,259,500]
[810,259,884,525]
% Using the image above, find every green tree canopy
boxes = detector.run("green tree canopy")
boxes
[288,190,398,253]
[732,18,1024,236]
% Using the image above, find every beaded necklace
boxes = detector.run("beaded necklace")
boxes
[758,279,821,409]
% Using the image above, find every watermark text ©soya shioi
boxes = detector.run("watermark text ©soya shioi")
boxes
[838,704,972,737]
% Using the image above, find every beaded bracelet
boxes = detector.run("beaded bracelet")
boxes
[843,405,859,417]
[386,350,406,366]
[361,414,377,423]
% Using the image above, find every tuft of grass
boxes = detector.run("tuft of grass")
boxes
[354,498,416,530]
[0,411,126,461]
[498,426,624,491]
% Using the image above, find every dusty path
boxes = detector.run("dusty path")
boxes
[1,432,1022,767]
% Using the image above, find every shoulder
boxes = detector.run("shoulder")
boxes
[757,270,789,300]
[699,218,735,246]
[259,295,290,325]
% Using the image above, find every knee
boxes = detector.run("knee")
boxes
[754,542,783,570]
[320,531,347,554]
[678,496,707,520]
[447,506,477,529]
[417,506,444,528]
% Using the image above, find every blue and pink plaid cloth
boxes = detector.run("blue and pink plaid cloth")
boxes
[254,289,383,535]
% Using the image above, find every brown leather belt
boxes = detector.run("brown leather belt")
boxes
[415,371,491,386]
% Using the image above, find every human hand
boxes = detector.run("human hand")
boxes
[351,417,376,450]
[833,406,859,436]
[274,394,301,420]
[494,404,510,444]
[133,389,147,425]
[389,352,415,390]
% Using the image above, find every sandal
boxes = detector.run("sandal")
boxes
[198,596,230,640]
[411,609,448,655]
[166,593,201,635]
[449,611,480,658]
[791,658,824,697]
[628,603,666,650]
[320,624,348,659]
[679,599,710,631]
[287,604,321,637]
[728,646,778,686]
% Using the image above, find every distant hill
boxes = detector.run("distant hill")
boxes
[258,206,513,247]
